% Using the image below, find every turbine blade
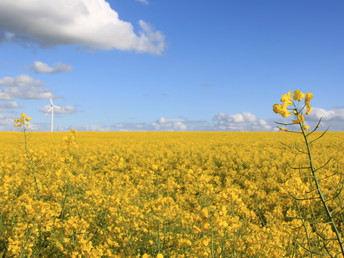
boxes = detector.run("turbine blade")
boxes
[49,98,54,105]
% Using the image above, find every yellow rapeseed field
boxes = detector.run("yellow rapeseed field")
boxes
[1,129,344,257]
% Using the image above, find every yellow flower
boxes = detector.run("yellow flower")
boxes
[192,225,202,234]
[302,125,310,130]
[278,127,289,131]
[306,103,312,115]
[280,91,292,103]
[156,254,164,258]
[202,222,211,231]
[305,92,313,104]
[14,113,31,128]
[201,207,209,218]
[279,108,291,118]
[273,103,291,118]
[201,236,210,246]
[292,114,304,124]
[63,238,70,243]
[273,104,282,114]
[280,91,293,107]
[293,90,305,101]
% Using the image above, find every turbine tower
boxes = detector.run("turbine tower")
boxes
[48,98,61,132]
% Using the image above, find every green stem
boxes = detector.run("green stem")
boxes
[295,199,313,255]
[300,124,344,256]
[23,127,40,200]
[211,217,214,258]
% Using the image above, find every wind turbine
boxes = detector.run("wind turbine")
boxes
[48,98,61,132]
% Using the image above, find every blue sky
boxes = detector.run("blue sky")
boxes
[0,0,343,131]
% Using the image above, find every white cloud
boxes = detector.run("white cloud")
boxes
[2,86,53,99]
[76,124,112,131]
[29,61,73,73]
[0,0,165,54]
[308,107,344,121]
[152,117,187,131]
[0,74,43,87]
[0,115,16,131]
[212,112,272,131]
[0,101,19,109]
[0,74,53,100]
[74,118,193,132]
[40,104,76,114]
[0,92,11,100]
[306,107,344,131]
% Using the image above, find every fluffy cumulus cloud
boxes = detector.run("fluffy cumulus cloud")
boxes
[212,112,272,131]
[152,117,187,131]
[0,73,54,100]
[307,107,344,131]
[308,107,344,121]
[0,74,43,87]
[0,0,165,54]
[2,86,53,99]
[29,61,73,73]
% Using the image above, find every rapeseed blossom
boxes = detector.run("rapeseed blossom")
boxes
[273,90,313,131]
[14,113,31,127]
[305,92,313,104]
[293,90,305,101]
[306,103,312,115]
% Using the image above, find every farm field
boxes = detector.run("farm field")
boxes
[0,131,344,257]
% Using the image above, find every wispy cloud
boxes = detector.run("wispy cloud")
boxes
[0,101,19,109]
[0,74,43,87]
[29,61,73,73]
[136,0,149,4]
[40,104,76,114]
[0,114,16,130]
[0,92,11,100]
[0,0,165,54]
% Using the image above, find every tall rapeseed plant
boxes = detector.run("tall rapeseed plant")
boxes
[14,113,40,200]
[273,90,344,256]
